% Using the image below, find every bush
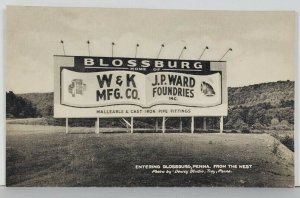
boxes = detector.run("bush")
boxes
[241,127,250,133]
[281,135,294,152]
[271,118,280,125]
[251,120,265,130]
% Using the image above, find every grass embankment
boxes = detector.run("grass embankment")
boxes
[6,124,294,187]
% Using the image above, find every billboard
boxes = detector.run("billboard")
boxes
[54,56,227,118]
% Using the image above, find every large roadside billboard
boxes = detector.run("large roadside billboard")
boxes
[54,56,227,118]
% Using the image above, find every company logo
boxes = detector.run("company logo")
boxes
[68,79,86,97]
[200,81,215,96]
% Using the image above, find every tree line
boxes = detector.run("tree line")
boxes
[6,91,39,118]
[6,91,294,130]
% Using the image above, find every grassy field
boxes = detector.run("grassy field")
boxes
[6,124,294,187]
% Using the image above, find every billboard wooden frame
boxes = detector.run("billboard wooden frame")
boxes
[54,55,228,134]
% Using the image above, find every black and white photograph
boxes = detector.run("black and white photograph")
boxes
[5,6,295,187]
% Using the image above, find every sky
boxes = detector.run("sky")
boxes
[6,6,296,93]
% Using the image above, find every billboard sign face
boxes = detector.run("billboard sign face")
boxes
[54,56,227,118]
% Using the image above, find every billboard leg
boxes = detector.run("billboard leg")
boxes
[130,117,133,134]
[162,117,166,133]
[155,118,159,132]
[65,118,69,134]
[179,117,183,132]
[220,116,223,134]
[203,117,207,131]
[191,116,194,134]
[95,118,100,134]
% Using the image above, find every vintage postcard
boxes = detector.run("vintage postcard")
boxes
[6,6,295,187]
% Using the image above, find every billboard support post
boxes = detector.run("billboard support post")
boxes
[191,116,194,134]
[65,118,69,134]
[220,116,223,133]
[179,118,183,132]
[203,117,207,130]
[155,118,159,132]
[130,117,133,133]
[95,118,100,134]
[162,117,166,133]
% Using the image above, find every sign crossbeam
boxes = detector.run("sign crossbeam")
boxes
[121,118,132,128]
